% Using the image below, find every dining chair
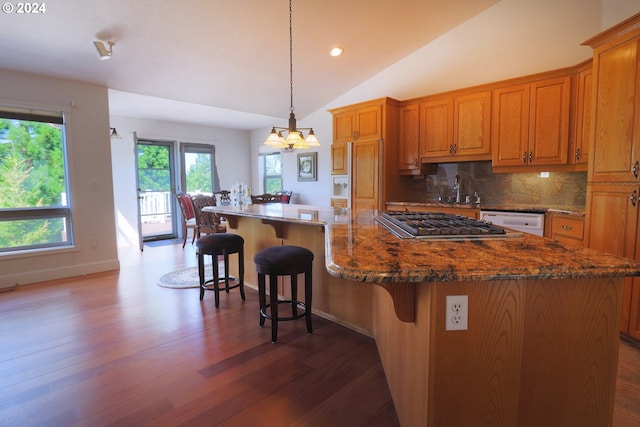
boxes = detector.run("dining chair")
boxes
[175,192,198,248]
[191,193,226,237]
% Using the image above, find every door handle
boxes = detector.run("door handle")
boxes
[631,190,637,207]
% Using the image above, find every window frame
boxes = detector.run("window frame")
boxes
[0,107,73,253]
[262,151,283,194]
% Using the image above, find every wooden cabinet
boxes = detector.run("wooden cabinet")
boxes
[548,212,584,246]
[398,104,420,172]
[330,98,401,211]
[572,63,592,166]
[333,103,383,143]
[419,97,454,158]
[585,184,640,338]
[587,38,640,183]
[330,198,348,208]
[331,142,348,175]
[453,91,492,158]
[584,14,640,340]
[492,76,571,168]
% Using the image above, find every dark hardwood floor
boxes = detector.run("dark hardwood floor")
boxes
[0,242,638,426]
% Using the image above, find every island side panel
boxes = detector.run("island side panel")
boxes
[224,214,373,335]
[371,284,431,427]
[373,278,623,427]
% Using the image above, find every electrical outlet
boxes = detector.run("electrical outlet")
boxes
[445,295,468,331]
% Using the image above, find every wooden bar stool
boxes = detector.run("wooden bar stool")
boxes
[196,233,245,308]
[254,245,313,342]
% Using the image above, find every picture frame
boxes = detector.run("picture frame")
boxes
[297,152,317,181]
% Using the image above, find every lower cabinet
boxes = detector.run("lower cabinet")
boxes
[547,212,584,246]
[585,183,640,340]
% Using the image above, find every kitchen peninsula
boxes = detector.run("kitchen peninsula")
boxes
[204,203,640,427]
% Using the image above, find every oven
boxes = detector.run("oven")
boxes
[479,210,545,236]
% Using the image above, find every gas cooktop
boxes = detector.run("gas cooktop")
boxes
[376,211,523,240]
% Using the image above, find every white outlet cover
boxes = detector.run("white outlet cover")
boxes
[445,295,468,331]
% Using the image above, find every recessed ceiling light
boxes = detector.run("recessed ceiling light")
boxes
[330,47,344,57]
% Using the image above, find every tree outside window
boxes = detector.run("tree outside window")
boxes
[263,152,282,194]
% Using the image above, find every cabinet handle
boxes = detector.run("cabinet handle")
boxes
[631,190,637,207]
[523,152,528,164]
[529,152,533,163]
[634,161,639,178]
[561,225,573,230]
[575,148,581,161]
[452,144,457,155]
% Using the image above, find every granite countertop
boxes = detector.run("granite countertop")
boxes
[204,204,636,283]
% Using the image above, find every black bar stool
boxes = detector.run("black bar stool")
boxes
[254,245,314,342]
[196,233,245,308]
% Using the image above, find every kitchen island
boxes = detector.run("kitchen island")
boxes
[203,203,640,427]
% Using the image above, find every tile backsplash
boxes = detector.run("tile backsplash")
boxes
[400,161,587,208]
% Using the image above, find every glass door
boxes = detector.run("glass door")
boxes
[135,139,177,241]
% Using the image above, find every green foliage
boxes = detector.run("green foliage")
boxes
[185,154,212,193]
[0,118,66,249]
[137,144,171,191]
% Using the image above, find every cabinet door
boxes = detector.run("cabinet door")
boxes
[333,110,355,143]
[355,104,383,141]
[573,67,592,165]
[629,280,640,340]
[331,142,349,175]
[590,39,640,182]
[585,183,639,332]
[398,104,420,170]
[419,98,453,158]
[492,84,530,166]
[352,139,379,211]
[529,76,571,165]
[454,91,492,156]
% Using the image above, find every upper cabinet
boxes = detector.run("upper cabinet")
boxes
[572,63,592,166]
[419,97,454,158]
[333,103,383,143]
[492,76,571,168]
[586,33,640,183]
[398,104,420,172]
[453,91,492,158]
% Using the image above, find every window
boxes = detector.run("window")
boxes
[263,152,282,194]
[180,143,219,194]
[0,109,72,252]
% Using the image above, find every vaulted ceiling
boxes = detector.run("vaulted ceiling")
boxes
[0,0,500,129]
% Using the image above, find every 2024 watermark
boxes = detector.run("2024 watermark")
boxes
[2,2,46,13]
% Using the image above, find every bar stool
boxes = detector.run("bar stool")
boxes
[196,233,245,308]
[254,245,314,342]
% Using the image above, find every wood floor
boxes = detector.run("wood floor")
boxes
[0,242,639,426]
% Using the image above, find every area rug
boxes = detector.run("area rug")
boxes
[157,263,225,289]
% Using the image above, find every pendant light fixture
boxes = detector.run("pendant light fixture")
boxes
[264,0,320,151]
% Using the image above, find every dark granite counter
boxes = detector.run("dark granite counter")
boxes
[385,200,585,216]
[205,204,637,283]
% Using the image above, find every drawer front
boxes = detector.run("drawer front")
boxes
[551,215,584,240]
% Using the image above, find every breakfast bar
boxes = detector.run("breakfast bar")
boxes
[204,203,640,427]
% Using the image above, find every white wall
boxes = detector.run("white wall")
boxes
[109,115,252,247]
[0,69,119,288]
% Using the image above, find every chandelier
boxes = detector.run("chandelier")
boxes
[264,0,320,151]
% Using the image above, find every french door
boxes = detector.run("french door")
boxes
[135,138,178,243]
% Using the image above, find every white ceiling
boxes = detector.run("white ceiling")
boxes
[0,0,500,130]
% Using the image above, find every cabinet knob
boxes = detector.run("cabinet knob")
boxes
[523,152,527,164]
[575,148,581,160]
[561,225,573,230]
[529,152,533,163]
[631,190,637,207]
[633,160,639,178]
